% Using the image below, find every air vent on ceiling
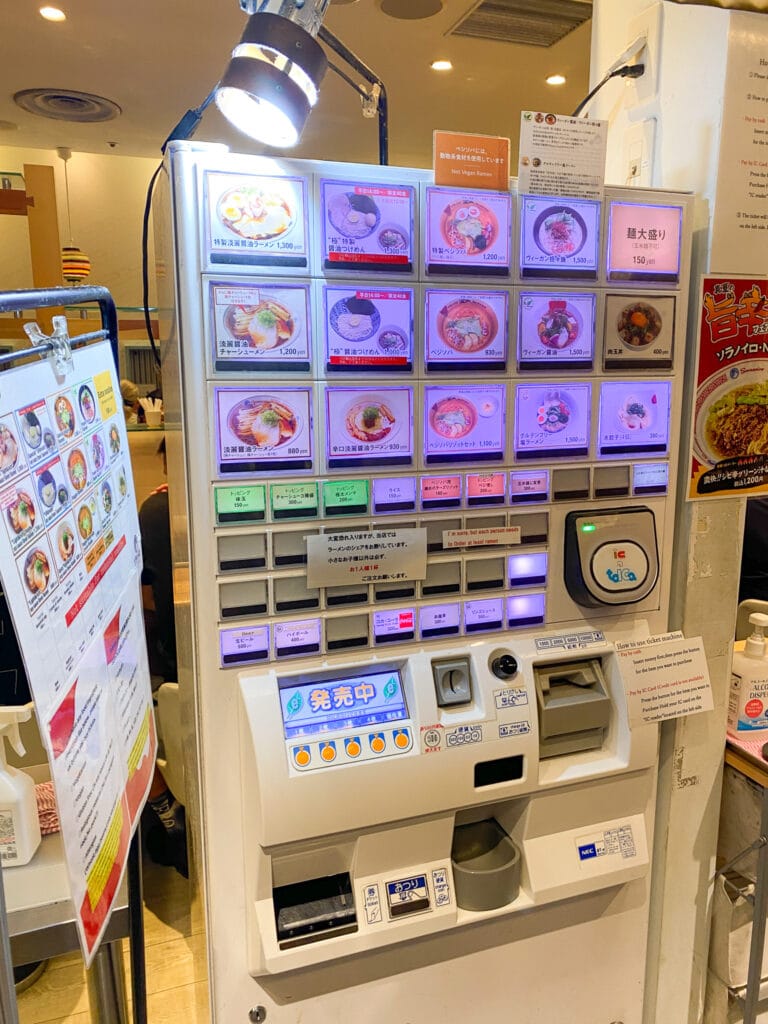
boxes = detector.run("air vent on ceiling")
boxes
[449,0,592,47]
[13,89,121,123]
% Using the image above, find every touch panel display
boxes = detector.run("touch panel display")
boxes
[325,386,414,468]
[598,381,671,456]
[520,195,600,279]
[321,179,415,271]
[323,286,414,371]
[424,289,508,371]
[514,383,591,459]
[607,201,683,282]
[424,384,506,464]
[209,281,311,372]
[517,291,595,370]
[215,387,313,474]
[425,186,512,275]
[278,668,408,739]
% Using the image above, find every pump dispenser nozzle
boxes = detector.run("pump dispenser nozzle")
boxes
[746,612,768,658]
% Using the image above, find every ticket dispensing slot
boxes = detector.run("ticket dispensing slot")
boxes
[534,657,611,758]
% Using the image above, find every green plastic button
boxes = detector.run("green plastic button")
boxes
[271,482,319,520]
[215,485,266,524]
[323,479,369,516]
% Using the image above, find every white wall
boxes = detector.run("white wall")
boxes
[0,146,160,307]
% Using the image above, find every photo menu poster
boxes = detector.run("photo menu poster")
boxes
[689,276,768,498]
[204,170,309,269]
[0,341,155,965]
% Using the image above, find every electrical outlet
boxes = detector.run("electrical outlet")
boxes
[627,2,662,113]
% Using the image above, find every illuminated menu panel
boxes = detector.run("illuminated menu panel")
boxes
[424,289,508,371]
[598,381,671,456]
[424,384,506,464]
[325,386,414,468]
[510,470,549,504]
[419,603,461,639]
[424,186,512,276]
[274,618,322,659]
[278,667,408,739]
[603,294,676,369]
[464,597,504,633]
[372,476,417,514]
[607,202,683,282]
[514,383,591,460]
[421,474,462,509]
[205,171,309,268]
[508,593,546,628]
[633,462,670,495]
[520,195,600,279]
[209,281,311,372]
[518,291,595,370]
[373,608,416,644]
[508,552,548,587]
[323,286,414,371]
[215,387,313,475]
[220,625,270,666]
[466,472,507,506]
[321,179,415,272]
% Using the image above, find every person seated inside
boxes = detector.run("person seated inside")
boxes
[140,437,187,876]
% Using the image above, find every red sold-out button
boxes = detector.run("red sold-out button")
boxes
[745,698,765,718]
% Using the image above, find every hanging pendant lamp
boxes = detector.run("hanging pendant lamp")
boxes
[57,147,91,284]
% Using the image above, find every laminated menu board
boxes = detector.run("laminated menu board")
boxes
[204,171,309,269]
[520,195,600,279]
[598,381,671,456]
[321,179,415,272]
[215,387,313,474]
[424,289,508,371]
[424,186,511,276]
[424,384,506,464]
[0,341,155,965]
[325,386,414,468]
[517,291,595,370]
[603,295,675,369]
[607,201,683,282]
[208,281,311,372]
[514,383,591,459]
[323,286,414,371]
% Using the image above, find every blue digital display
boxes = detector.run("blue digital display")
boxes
[278,668,409,739]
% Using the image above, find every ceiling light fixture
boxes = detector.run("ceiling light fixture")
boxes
[39,6,66,21]
[430,60,453,71]
[546,74,566,85]
[56,147,91,285]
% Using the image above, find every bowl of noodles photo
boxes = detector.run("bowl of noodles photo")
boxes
[217,185,295,241]
[227,396,300,451]
[327,191,380,240]
[439,200,498,256]
[224,299,297,351]
[343,396,398,446]
[429,397,478,440]
[436,299,498,354]
[695,365,768,465]
[329,297,381,343]
[533,206,587,258]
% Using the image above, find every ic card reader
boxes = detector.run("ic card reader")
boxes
[534,657,611,758]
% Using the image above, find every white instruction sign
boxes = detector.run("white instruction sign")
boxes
[518,112,608,200]
[306,528,427,588]
[616,633,713,725]
[442,526,521,549]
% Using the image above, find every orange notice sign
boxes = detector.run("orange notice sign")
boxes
[433,131,510,191]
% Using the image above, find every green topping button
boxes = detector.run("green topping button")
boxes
[323,479,369,515]
[271,482,319,519]
[215,485,266,523]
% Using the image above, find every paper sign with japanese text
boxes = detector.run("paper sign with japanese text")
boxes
[306,528,427,589]
[688,275,768,498]
[433,131,510,191]
[518,112,607,201]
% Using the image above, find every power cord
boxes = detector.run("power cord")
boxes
[572,63,645,118]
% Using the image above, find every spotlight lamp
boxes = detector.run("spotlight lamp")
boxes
[215,1,330,148]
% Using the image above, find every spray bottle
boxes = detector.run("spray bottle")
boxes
[728,613,768,737]
[0,704,41,866]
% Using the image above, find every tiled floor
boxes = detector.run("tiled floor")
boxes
[17,858,208,1024]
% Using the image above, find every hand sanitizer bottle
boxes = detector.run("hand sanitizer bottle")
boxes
[728,613,768,737]
[0,704,41,866]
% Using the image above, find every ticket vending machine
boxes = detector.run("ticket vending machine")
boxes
[157,142,693,1022]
